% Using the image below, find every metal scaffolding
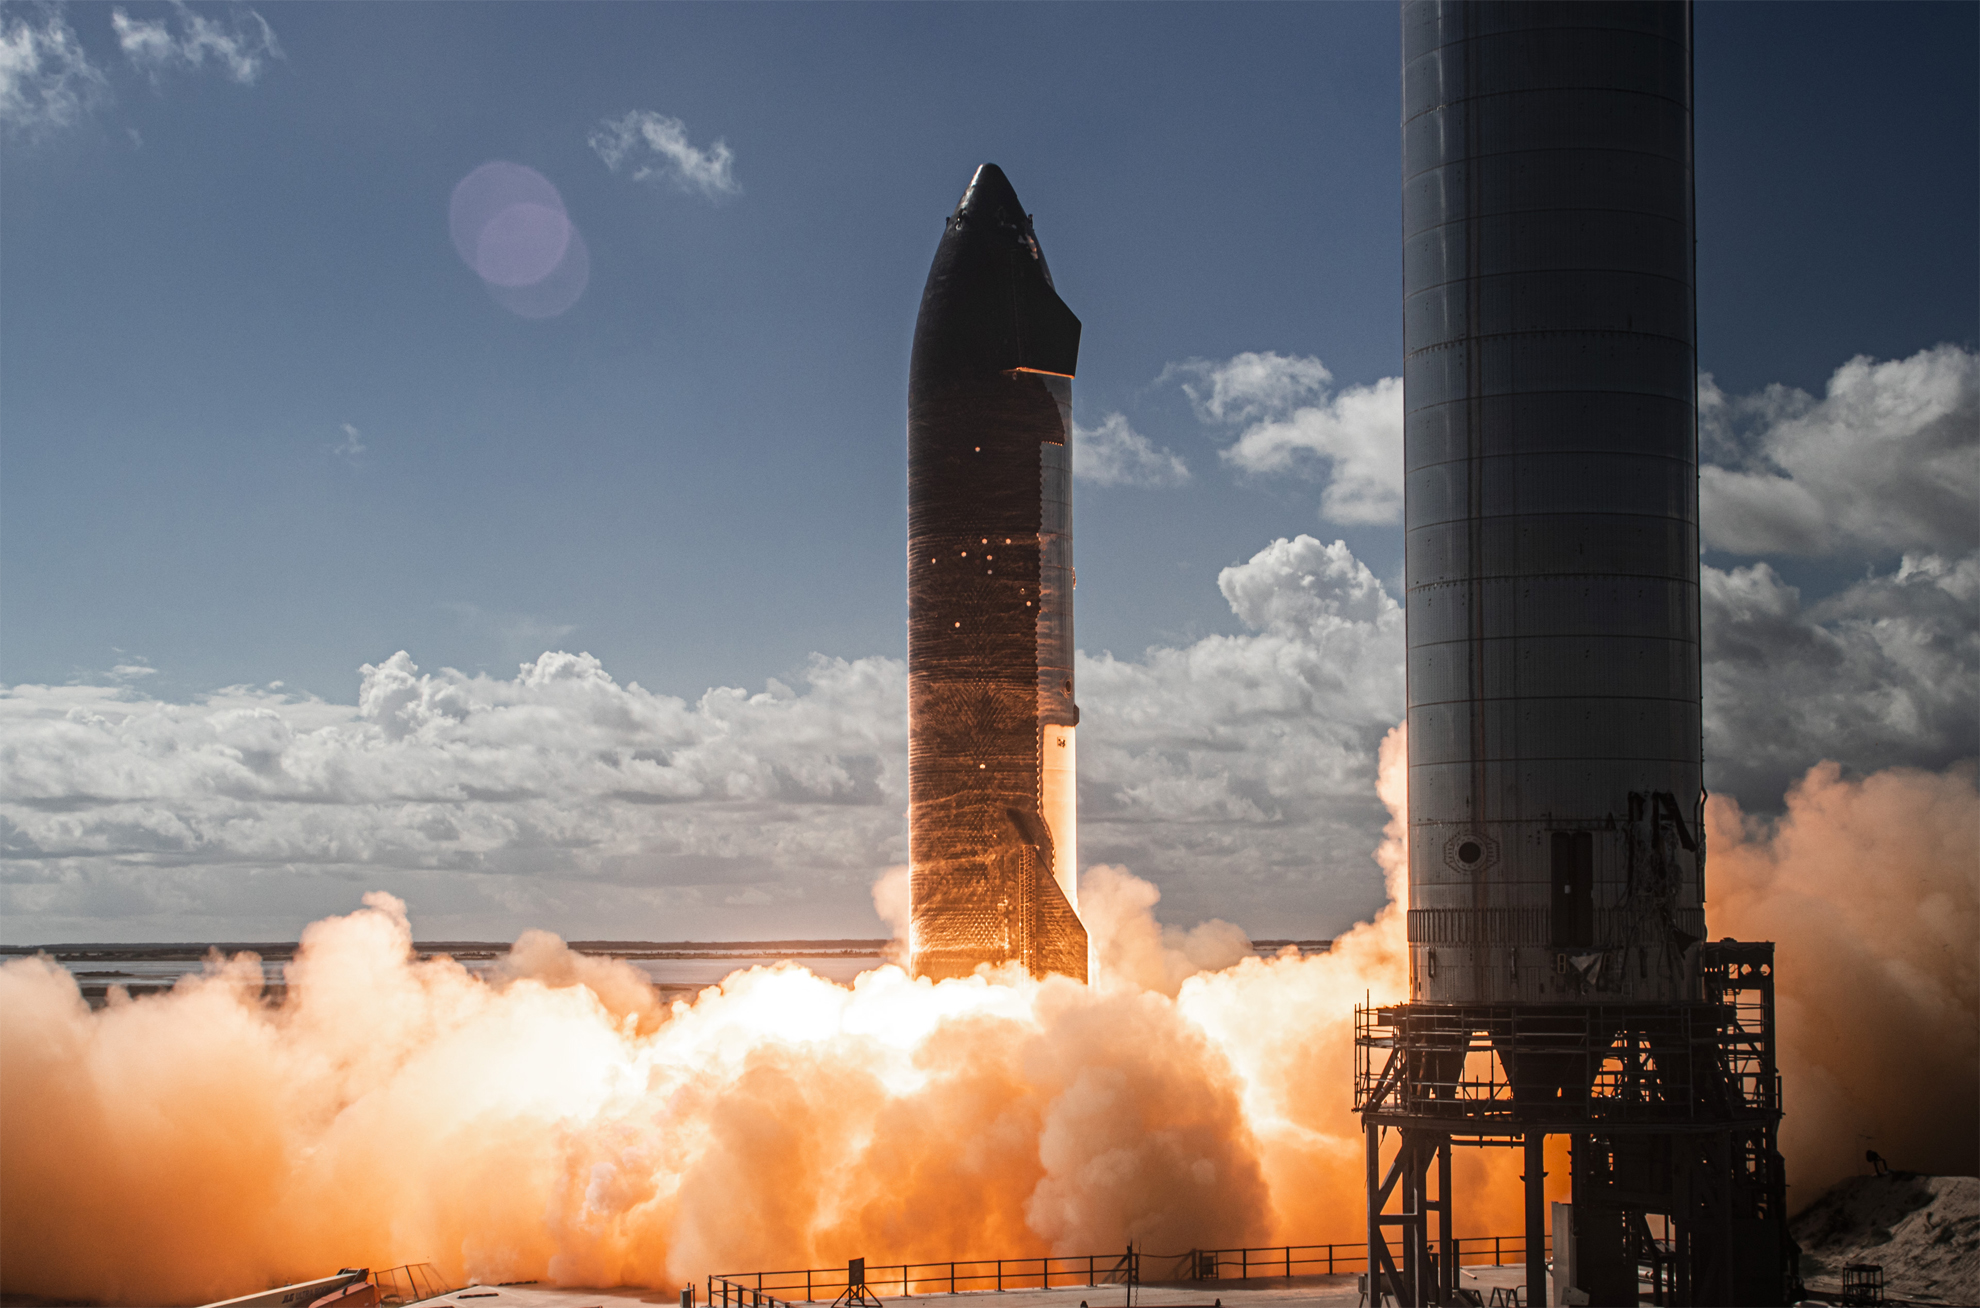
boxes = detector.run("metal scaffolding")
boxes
[1357,941,1796,1306]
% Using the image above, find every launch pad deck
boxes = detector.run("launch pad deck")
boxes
[411,1271,1538,1308]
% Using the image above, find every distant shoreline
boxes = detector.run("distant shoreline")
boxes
[3,938,1332,960]
[0,939,896,960]
[10,937,1335,1011]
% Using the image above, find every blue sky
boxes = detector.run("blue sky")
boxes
[2,2,1974,942]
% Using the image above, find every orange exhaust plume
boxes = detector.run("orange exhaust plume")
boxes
[1704,760,1980,1203]
[4,731,1966,1305]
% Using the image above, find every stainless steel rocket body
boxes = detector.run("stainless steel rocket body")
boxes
[1401,2,1704,1005]
[907,165,1087,982]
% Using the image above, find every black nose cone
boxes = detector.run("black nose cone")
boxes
[953,163,1026,231]
[911,163,1081,389]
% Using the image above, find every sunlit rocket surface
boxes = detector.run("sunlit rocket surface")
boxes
[907,164,1087,982]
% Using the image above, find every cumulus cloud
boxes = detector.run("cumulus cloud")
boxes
[1171,352,1335,426]
[113,1,281,86]
[589,111,739,200]
[11,514,1965,940]
[1702,552,1979,807]
[1075,536,1406,928]
[1,651,907,940]
[1072,414,1189,489]
[7,341,1971,939]
[0,538,1408,942]
[1698,345,1979,804]
[330,423,364,460]
[1170,343,1978,548]
[1168,352,1404,524]
[0,5,109,140]
[1145,342,1976,815]
[1700,344,1978,558]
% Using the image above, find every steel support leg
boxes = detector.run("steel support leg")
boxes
[1368,1122,1384,1308]
[1402,1137,1419,1306]
[1438,1137,1454,1306]
[1525,1132,1548,1308]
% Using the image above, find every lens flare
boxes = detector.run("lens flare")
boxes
[486,226,590,320]
[449,161,588,317]
[475,202,571,288]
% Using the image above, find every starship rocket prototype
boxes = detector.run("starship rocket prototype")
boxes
[907,164,1088,982]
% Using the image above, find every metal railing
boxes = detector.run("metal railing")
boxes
[1178,1234,1545,1282]
[711,1252,1134,1306]
[372,1264,451,1306]
[710,1234,1545,1303]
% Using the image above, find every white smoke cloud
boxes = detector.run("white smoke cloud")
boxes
[1700,344,1978,558]
[589,111,739,201]
[1072,414,1189,489]
[0,5,109,140]
[1167,352,1404,525]
[113,1,281,86]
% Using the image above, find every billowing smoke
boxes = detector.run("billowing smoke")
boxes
[5,735,1970,1305]
[0,728,1418,1307]
[1705,760,1980,1200]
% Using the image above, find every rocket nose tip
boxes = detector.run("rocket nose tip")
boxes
[956,163,1025,222]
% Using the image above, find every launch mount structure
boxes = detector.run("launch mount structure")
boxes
[1360,5,1798,1304]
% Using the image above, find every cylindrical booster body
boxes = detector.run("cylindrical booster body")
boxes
[1401,1,1703,1004]
[907,164,1087,982]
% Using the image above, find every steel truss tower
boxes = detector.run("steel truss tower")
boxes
[1358,943,1796,1304]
